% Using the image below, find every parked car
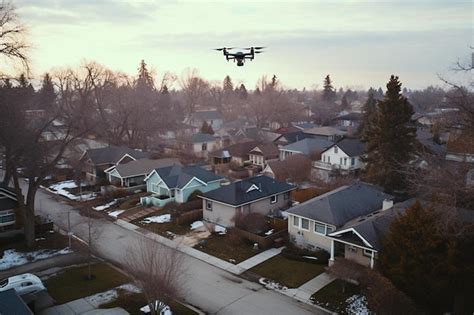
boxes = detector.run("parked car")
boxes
[0,273,46,296]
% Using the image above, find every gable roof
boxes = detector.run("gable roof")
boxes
[106,158,181,179]
[209,140,260,159]
[250,144,279,158]
[81,146,148,165]
[0,185,18,211]
[0,289,33,315]
[287,182,392,227]
[281,138,334,155]
[304,126,347,137]
[323,138,365,157]
[192,133,218,143]
[275,131,312,145]
[264,154,312,181]
[202,175,296,206]
[152,165,223,189]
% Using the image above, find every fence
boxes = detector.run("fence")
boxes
[175,209,203,225]
[293,187,329,203]
[267,216,288,231]
[233,227,287,249]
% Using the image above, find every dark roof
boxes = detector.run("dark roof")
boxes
[154,165,223,189]
[0,289,33,315]
[191,133,217,143]
[250,144,279,158]
[287,182,392,227]
[209,141,260,159]
[191,110,223,121]
[275,131,312,144]
[281,138,334,155]
[202,175,296,206]
[0,185,18,211]
[82,146,148,165]
[417,129,446,156]
[304,126,347,137]
[108,158,181,178]
[274,126,302,134]
[330,138,365,157]
[334,112,363,121]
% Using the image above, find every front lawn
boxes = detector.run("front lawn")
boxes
[100,291,198,315]
[249,254,326,288]
[135,219,190,238]
[46,263,130,304]
[193,234,261,264]
[311,279,367,314]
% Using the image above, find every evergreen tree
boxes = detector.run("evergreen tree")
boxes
[238,83,248,100]
[358,89,377,137]
[200,121,214,135]
[37,73,56,110]
[376,87,384,99]
[16,73,35,109]
[223,75,233,93]
[362,75,416,194]
[136,59,154,91]
[322,74,336,102]
[340,95,349,111]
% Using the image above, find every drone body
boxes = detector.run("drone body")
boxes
[213,47,266,66]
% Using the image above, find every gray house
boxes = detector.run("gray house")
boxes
[201,175,296,227]
[286,182,392,252]
[279,138,334,161]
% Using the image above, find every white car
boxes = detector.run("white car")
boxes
[0,273,46,296]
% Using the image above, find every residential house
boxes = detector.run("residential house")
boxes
[0,289,33,315]
[286,182,391,252]
[0,185,18,232]
[209,141,260,166]
[141,165,224,207]
[104,158,181,188]
[445,131,474,163]
[201,175,296,227]
[186,110,223,131]
[263,154,312,182]
[303,126,347,142]
[313,138,365,179]
[248,144,279,168]
[279,138,333,161]
[273,131,311,147]
[294,122,318,131]
[80,146,148,183]
[184,133,221,159]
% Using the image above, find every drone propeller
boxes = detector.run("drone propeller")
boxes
[254,51,264,54]
[213,47,235,51]
[242,46,266,50]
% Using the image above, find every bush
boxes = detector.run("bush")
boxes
[187,189,203,202]
[281,244,330,265]
[177,199,202,213]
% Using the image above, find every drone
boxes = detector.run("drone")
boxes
[213,46,266,66]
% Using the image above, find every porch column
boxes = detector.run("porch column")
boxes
[329,239,335,266]
[370,251,374,269]
[120,178,123,187]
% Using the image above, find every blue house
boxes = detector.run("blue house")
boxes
[141,165,224,207]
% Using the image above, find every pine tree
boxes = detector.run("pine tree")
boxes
[322,74,336,102]
[223,75,233,93]
[200,121,214,135]
[238,84,248,100]
[37,73,56,110]
[362,75,416,194]
[340,95,349,111]
[358,89,377,137]
[136,59,154,91]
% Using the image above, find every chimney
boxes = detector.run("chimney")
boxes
[382,199,394,211]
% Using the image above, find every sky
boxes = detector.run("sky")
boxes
[13,0,473,90]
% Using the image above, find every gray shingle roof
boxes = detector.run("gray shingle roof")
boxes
[304,126,347,137]
[281,138,334,155]
[202,175,296,206]
[109,158,181,178]
[0,185,18,211]
[0,289,32,315]
[83,146,148,165]
[154,165,223,189]
[209,141,260,159]
[287,182,392,227]
[191,133,217,143]
[328,138,365,157]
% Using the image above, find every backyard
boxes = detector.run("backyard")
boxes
[249,254,326,288]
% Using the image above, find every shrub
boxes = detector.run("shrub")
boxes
[281,244,330,265]
[187,190,203,202]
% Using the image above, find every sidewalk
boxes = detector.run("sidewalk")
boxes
[237,247,283,270]
[289,272,335,301]
[39,299,128,315]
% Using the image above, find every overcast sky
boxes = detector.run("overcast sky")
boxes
[15,0,472,90]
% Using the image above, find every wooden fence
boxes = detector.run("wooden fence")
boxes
[175,209,203,225]
[267,216,288,231]
[293,187,329,203]
[233,227,287,249]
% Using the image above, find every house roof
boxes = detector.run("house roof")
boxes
[202,175,296,206]
[209,141,260,159]
[274,126,302,134]
[250,144,279,158]
[417,129,446,156]
[446,131,474,155]
[191,133,218,143]
[190,110,223,121]
[333,112,363,121]
[294,123,318,130]
[0,289,33,315]
[106,158,181,179]
[153,165,223,189]
[323,138,365,157]
[82,146,148,165]
[304,126,347,137]
[264,154,312,181]
[287,182,392,227]
[281,138,334,155]
[275,131,312,145]
[0,185,18,211]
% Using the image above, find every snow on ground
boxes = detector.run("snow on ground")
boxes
[190,221,204,230]
[47,180,96,201]
[141,214,171,224]
[0,248,73,271]
[302,256,318,260]
[86,283,141,307]
[140,301,172,315]
[259,278,288,291]
[346,295,370,315]
[215,225,226,235]
[280,211,289,219]
[265,229,274,236]
[48,180,79,190]
[108,210,125,218]
[93,199,118,211]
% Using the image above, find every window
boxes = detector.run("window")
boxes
[334,146,338,153]
[206,200,212,211]
[202,143,207,151]
[301,218,309,230]
[0,215,14,223]
[270,195,277,204]
[328,156,330,163]
[314,223,326,234]
[363,249,373,257]
[340,157,343,165]
[293,216,299,227]
[343,157,347,165]
[351,157,355,166]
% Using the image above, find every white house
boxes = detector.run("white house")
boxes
[186,110,223,131]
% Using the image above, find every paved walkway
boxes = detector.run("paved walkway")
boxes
[237,247,284,270]
[290,272,335,301]
[39,298,128,315]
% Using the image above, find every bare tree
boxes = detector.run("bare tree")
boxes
[179,68,209,114]
[0,1,29,76]
[123,237,186,315]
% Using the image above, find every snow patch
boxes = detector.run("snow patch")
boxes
[214,225,226,235]
[280,211,289,219]
[141,214,171,224]
[0,248,72,271]
[108,210,125,218]
[93,199,118,211]
[47,180,96,201]
[85,283,141,307]
[190,221,204,230]
[346,294,370,314]
[259,277,288,291]
[264,229,274,236]
[302,256,318,260]
[140,300,172,315]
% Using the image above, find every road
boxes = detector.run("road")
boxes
[27,184,326,315]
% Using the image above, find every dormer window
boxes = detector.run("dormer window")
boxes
[246,184,260,193]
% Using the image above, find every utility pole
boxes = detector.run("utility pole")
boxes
[67,211,72,248]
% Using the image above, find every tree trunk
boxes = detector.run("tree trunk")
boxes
[24,182,39,249]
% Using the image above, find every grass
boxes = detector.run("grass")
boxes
[310,279,361,314]
[100,291,198,315]
[45,263,130,304]
[193,234,261,264]
[0,230,69,255]
[249,254,326,288]
[136,220,190,238]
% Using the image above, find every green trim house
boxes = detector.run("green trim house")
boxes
[141,165,224,207]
